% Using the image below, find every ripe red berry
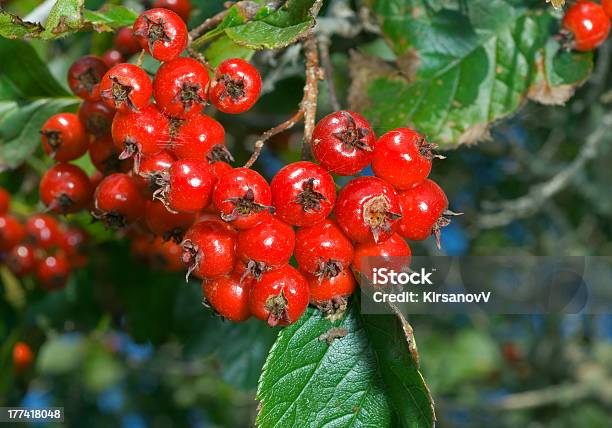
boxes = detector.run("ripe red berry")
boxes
[89,135,133,174]
[12,342,34,372]
[603,0,612,18]
[270,161,336,227]
[157,160,215,213]
[25,214,60,250]
[0,214,25,251]
[36,252,70,291]
[294,219,354,279]
[78,99,115,137]
[312,111,376,176]
[101,49,124,68]
[59,227,89,268]
[172,114,229,162]
[100,63,152,112]
[562,2,610,52]
[115,27,141,56]
[335,176,402,244]
[40,113,88,161]
[112,104,170,164]
[303,267,356,307]
[210,161,233,182]
[209,58,262,114]
[40,163,92,214]
[67,55,108,100]
[136,150,176,193]
[150,237,184,272]
[132,8,188,62]
[7,244,37,276]
[203,272,251,322]
[352,233,411,281]
[237,216,295,279]
[182,220,237,279]
[153,57,209,119]
[153,0,192,22]
[250,265,309,326]
[93,173,146,228]
[145,199,196,242]
[0,187,10,214]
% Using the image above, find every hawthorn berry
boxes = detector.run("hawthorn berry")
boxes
[0,187,10,214]
[40,163,92,214]
[294,219,354,280]
[335,176,402,244]
[36,252,70,291]
[250,265,309,327]
[153,0,192,22]
[93,173,146,228]
[153,57,209,119]
[7,244,37,276]
[25,214,60,250]
[562,2,610,52]
[237,216,295,279]
[181,220,237,279]
[115,27,141,56]
[40,113,88,161]
[603,0,612,19]
[89,135,133,174]
[397,178,459,248]
[78,100,115,137]
[101,49,124,68]
[210,161,233,182]
[136,150,176,193]
[145,199,196,243]
[100,63,152,112]
[150,237,184,272]
[209,58,262,114]
[59,227,89,268]
[311,110,376,176]
[171,114,229,162]
[156,160,215,213]
[132,8,188,62]
[352,233,411,281]
[203,272,251,322]
[12,342,34,372]
[67,55,108,101]
[303,267,356,309]
[0,215,25,251]
[270,161,336,226]
[212,167,271,229]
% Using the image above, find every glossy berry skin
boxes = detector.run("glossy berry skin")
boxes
[153,57,209,119]
[102,49,124,68]
[352,233,411,281]
[100,63,152,112]
[25,215,60,250]
[41,113,88,161]
[210,161,233,182]
[371,128,436,190]
[94,173,146,228]
[182,220,237,279]
[112,104,170,162]
[36,252,70,291]
[67,56,108,100]
[136,150,175,193]
[0,215,25,251]
[209,59,262,114]
[397,179,449,243]
[270,161,336,227]
[153,0,192,22]
[59,227,89,268]
[212,168,271,229]
[237,216,295,270]
[562,2,610,52]
[0,188,10,214]
[172,114,227,161]
[115,27,141,56]
[603,0,612,18]
[250,265,309,327]
[7,244,37,276]
[40,163,92,214]
[312,111,376,176]
[303,268,356,305]
[145,200,196,242]
[78,100,115,137]
[132,8,188,62]
[203,273,251,322]
[335,176,402,244]
[13,342,34,372]
[294,220,354,279]
[89,135,133,174]
[164,160,215,213]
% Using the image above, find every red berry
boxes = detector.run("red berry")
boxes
[41,113,88,161]
[67,55,108,100]
[153,57,209,119]
[112,104,170,166]
[203,272,251,322]
[59,227,89,268]
[303,267,356,306]
[0,214,25,251]
[78,99,115,137]
[212,167,271,229]
[153,0,192,22]
[12,342,34,372]
[210,161,233,182]
[93,173,146,228]
[335,176,402,244]
[0,187,10,214]
[145,199,196,242]
[182,220,237,279]
[270,161,336,226]
[89,135,133,174]
[209,58,262,114]
[101,49,124,68]
[294,219,354,279]
[40,163,92,214]
[25,214,60,250]
[352,233,411,281]
[100,63,152,112]
[172,114,228,162]
[115,27,141,56]
[250,265,309,326]
[562,2,610,52]
[237,216,295,278]
[132,8,188,62]
[157,160,215,213]
[136,150,176,193]
[397,178,458,248]
[7,244,37,276]
[36,252,70,291]
[150,237,184,272]
[603,0,612,18]
[312,111,376,176]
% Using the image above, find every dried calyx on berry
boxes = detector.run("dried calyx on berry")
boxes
[294,178,327,213]
[334,111,372,152]
[221,189,271,222]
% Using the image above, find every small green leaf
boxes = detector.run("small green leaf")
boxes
[41,0,84,40]
[0,11,44,39]
[82,5,139,32]
[204,36,254,68]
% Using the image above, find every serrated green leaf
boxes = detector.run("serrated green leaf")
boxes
[83,5,139,32]
[41,0,84,40]
[225,20,313,49]
[0,11,44,39]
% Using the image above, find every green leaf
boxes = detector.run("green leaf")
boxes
[355,0,592,147]
[204,36,255,68]
[82,5,139,32]
[41,0,85,40]
[0,11,44,39]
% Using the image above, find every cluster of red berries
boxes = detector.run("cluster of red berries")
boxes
[562,1,612,51]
